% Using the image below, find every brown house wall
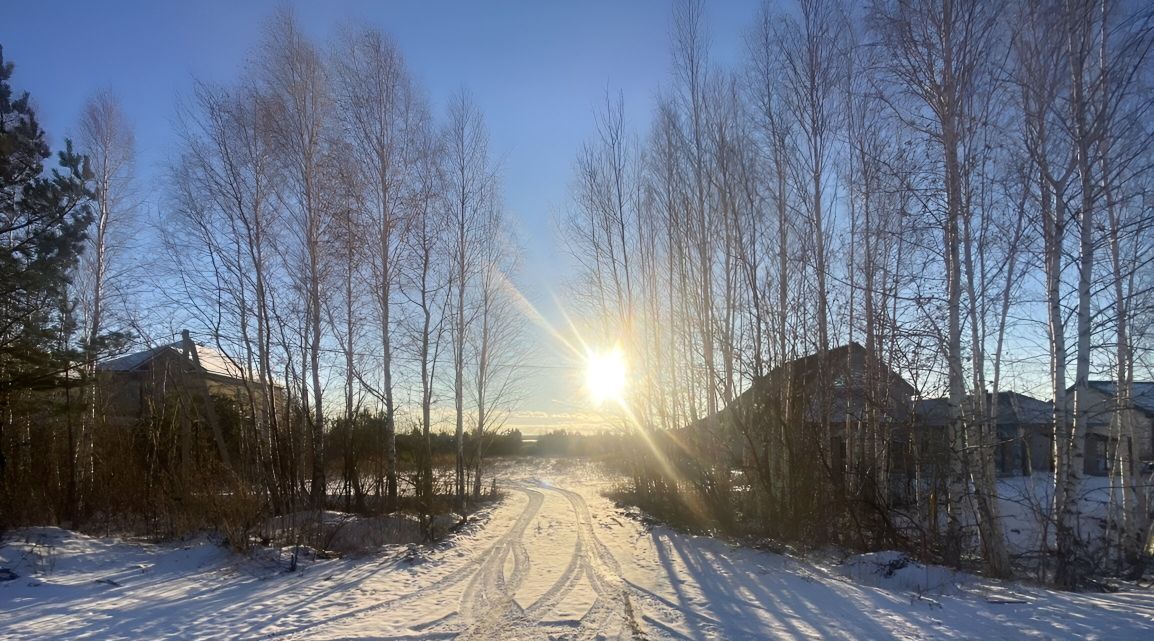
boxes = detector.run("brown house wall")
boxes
[98,351,264,425]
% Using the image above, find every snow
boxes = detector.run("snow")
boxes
[997,474,1127,563]
[3,460,1154,640]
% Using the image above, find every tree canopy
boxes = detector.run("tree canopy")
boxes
[0,44,92,393]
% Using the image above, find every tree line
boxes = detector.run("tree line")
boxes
[565,0,1154,586]
[0,12,526,540]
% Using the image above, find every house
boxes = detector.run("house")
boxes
[687,342,918,476]
[97,332,257,424]
[1066,381,1154,476]
[913,391,1053,477]
[95,331,277,469]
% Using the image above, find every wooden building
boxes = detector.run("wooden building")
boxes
[686,342,918,479]
[95,331,274,470]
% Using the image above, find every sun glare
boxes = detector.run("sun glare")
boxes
[585,347,627,406]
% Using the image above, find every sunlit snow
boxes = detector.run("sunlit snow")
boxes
[3,460,1153,640]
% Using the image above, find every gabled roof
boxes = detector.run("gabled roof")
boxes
[764,341,866,379]
[1002,390,1053,424]
[97,342,246,380]
[1086,381,1154,416]
[688,343,915,430]
[761,344,913,399]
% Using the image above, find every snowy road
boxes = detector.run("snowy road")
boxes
[249,479,644,640]
[4,460,1154,640]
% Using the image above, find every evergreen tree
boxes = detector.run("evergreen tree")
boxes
[0,45,93,492]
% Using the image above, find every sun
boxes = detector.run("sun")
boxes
[585,347,627,406]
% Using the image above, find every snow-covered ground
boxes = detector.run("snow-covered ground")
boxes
[997,473,1123,560]
[3,459,1153,640]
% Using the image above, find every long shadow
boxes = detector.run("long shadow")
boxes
[652,530,898,639]
[647,528,1154,641]
[663,532,893,638]
[666,534,823,639]
[3,549,408,640]
[647,528,710,641]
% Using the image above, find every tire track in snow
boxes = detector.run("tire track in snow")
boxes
[521,535,587,620]
[456,487,542,634]
[255,485,544,640]
[503,483,637,639]
[549,484,641,640]
[456,482,633,640]
[256,481,641,640]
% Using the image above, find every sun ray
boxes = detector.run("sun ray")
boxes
[494,280,694,517]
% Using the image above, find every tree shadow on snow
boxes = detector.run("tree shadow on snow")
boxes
[644,529,1154,641]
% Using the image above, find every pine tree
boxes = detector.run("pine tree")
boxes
[0,45,93,501]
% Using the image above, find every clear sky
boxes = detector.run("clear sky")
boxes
[1,0,765,432]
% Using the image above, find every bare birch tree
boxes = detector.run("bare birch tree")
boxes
[869,0,1011,575]
[443,91,495,510]
[775,0,846,522]
[402,125,449,523]
[468,204,528,497]
[331,26,426,510]
[258,11,335,508]
[74,90,136,516]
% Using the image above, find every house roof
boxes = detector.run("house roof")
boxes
[760,342,917,395]
[688,343,916,430]
[1085,381,1154,416]
[96,345,168,373]
[97,341,246,380]
[915,391,1052,428]
[1003,391,1054,424]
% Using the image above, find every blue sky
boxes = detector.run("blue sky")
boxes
[1,0,766,428]
[1,0,760,276]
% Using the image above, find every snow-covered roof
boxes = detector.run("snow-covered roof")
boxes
[189,344,247,379]
[96,346,169,373]
[97,342,246,380]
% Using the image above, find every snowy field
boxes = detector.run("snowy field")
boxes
[3,459,1154,640]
